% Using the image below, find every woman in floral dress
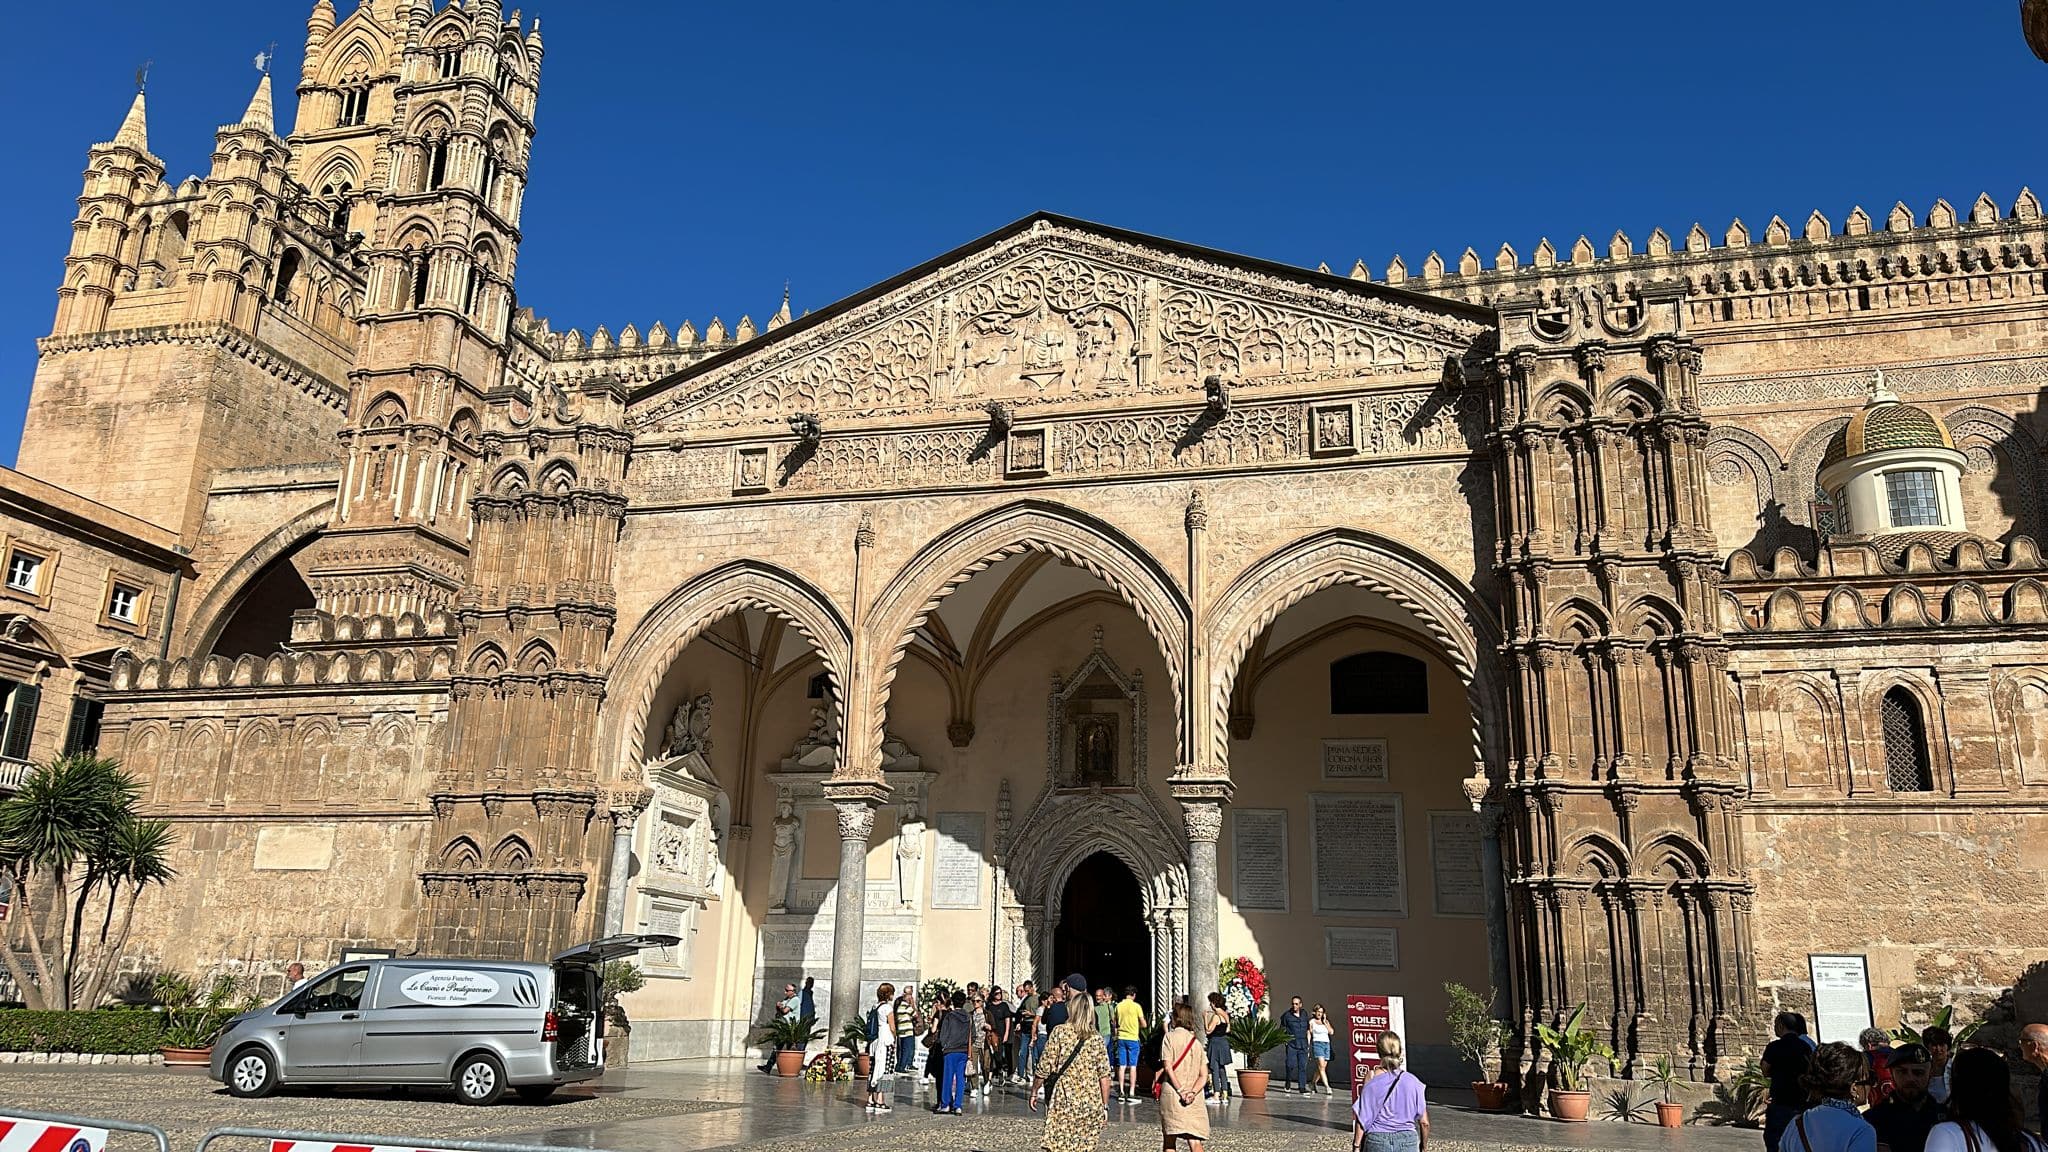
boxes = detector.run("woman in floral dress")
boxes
[1031,981,1113,1152]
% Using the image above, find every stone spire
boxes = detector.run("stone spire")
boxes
[237,73,275,134]
[113,89,149,152]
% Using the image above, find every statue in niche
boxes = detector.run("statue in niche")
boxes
[658,692,713,760]
[896,799,925,908]
[1075,714,1118,786]
[767,796,798,912]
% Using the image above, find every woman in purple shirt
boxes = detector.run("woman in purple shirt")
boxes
[1352,1031,1429,1152]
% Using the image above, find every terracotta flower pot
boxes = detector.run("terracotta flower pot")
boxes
[1471,1081,1513,1111]
[773,1049,806,1077]
[1548,1089,1592,1122]
[159,1046,212,1067]
[1655,1101,1685,1128]
[1236,1068,1271,1099]
[854,1053,872,1078]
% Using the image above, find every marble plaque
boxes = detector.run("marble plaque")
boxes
[1428,811,1486,918]
[1327,927,1400,969]
[253,824,336,871]
[931,811,985,909]
[1310,793,1405,915]
[1231,808,1289,912]
[1322,738,1389,780]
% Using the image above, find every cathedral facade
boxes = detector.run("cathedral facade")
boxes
[4,0,2045,1086]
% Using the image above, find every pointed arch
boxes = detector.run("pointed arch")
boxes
[862,500,1190,772]
[438,835,483,872]
[594,559,852,787]
[1206,527,1504,777]
[186,500,333,658]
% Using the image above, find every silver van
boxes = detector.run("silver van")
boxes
[207,934,674,1105]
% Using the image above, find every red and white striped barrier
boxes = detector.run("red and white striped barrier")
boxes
[0,1116,110,1152]
[271,1143,458,1152]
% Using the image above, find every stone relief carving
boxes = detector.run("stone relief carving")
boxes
[629,223,1484,435]
[631,387,1483,504]
[895,797,925,909]
[658,692,713,760]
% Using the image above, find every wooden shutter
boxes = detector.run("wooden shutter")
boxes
[62,697,104,755]
[3,682,41,760]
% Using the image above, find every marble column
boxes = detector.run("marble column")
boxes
[826,790,882,1033]
[1179,795,1225,1012]
[600,788,650,937]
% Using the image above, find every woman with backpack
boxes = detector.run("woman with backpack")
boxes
[864,983,895,1114]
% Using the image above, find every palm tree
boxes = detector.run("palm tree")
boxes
[72,815,176,1011]
[0,754,144,1009]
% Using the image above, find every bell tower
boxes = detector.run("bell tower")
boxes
[298,0,544,622]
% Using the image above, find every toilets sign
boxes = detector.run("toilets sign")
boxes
[1345,993,1406,1101]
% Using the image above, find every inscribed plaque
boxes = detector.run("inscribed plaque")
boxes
[1322,738,1389,780]
[1428,811,1486,918]
[1309,793,1405,915]
[1230,808,1289,912]
[930,812,985,909]
[1326,927,1400,969]
[1807,954,1873,1044]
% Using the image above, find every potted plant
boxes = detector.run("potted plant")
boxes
[1226,1014,1291,1099]
[1647,1054,1685,1128]
[1534,1004,1613,1122]
[1445,982,1511,1110]
[839,1020,873,1079]
[599,959,644,1070]
[154,972,248,1066]
[757,1014,824,1077]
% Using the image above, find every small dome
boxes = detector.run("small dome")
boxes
[1819,397,1955,471]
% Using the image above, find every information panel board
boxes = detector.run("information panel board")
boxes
[1808,953,1874,1044]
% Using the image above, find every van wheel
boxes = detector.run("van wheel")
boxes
[453,1053,507,1106]
[515,1085,557,1102]
[226,1046,278,1098]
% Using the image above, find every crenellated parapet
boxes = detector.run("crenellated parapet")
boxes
[1349,189,2046,336]
[111,640,455,694]
[503,294,792,393]
[1721,534,2048,635]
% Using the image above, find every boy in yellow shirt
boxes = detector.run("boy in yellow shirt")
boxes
[1112,985,1148,1101]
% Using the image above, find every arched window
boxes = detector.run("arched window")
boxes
[1330,651,1429,715]
[409,252,429,309]
[425,134,450,190]
[272,248,302,304]
[435,40,462,79]
[1880,687,1934,792]
[337,83,371,128]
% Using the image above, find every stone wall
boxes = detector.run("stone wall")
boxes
[96,657,449,978]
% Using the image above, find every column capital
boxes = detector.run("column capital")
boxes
[1180,800,1224,844]
[601,785,653,822]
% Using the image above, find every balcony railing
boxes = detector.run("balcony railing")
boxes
[0,755,31,793]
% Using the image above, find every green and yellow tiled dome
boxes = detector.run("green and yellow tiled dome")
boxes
[1819,397,1955,471]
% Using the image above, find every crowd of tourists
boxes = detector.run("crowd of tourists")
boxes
[1761,1011,2048,1152]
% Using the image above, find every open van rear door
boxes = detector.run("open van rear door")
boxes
[552,933,680,966]
[547,935,679,1072]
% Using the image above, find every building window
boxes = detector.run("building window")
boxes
[337,85,371,128]
[437,47,462,79]
[0,679,42,762]
[1880,687,1934,793]
[5,551,43,594]
[1330,651,1429,715]
[62,696,104,755]
[107,582,140,623]
[1884,469,1943,528]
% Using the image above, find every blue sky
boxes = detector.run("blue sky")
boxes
[0,1,2040,464]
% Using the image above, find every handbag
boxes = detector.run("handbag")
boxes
[1153,1032,1197,1100]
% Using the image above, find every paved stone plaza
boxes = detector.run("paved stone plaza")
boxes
[2,1060,1761,1152]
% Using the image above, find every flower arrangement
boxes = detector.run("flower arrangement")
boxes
[919,977,962,1013]
[801,1051,853,1082]
[1219,956,1266,1018]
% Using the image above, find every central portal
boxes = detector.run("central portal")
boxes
[1053,852,1151,1007]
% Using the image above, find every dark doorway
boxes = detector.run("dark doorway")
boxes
[1053,852,1150,1009]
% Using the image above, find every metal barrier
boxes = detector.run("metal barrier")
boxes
[196,1129,625,1152]
[0,1109,172,1152]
